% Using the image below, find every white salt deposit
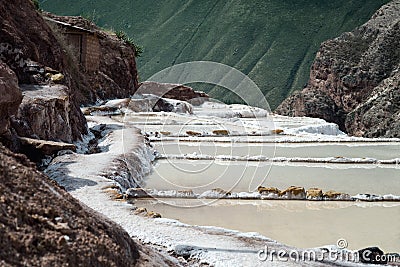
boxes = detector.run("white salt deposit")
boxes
[46,100,400,265]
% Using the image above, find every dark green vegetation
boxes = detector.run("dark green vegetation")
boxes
[31,0,40,10]
[41,0,388,108]
[115,30,143,57]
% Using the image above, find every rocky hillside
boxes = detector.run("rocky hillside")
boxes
[276,0,400,138]
[0,144,140,266]
[0,0,86,146]
[0,1,176,265]
[0,0,140,148]
[0,63,22,138]
[40,0,389,109]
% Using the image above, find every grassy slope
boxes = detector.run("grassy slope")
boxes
[41,0,388,109]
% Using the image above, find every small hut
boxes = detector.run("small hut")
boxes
[45,17,100,72]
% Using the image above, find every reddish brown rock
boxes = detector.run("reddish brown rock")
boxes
[186,130,202,136]
[276,1,400,137]
[258,186,280,195]
[1,1,143,144]
[279,186,306,199]
[14,85,78,143]
[323,190,348,200]
[212,130,230,136]
[0,0,87,143]
[18,137,76,163]
[137,81,209,105]
[0,0,65,83]
[0,62,22,135]
[146,211,162,218]
[306,188,324,200]
[0,144,140,266]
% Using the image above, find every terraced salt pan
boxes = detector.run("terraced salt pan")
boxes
[47,116,352,266]
[128,119,274,136]
[133,199,400,252]
[144,159,400,196]
[121,105,400,259]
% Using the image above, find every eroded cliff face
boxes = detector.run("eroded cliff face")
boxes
[15,85,76,143]
[0,0,141,145]
[276,0,400,137]
[0,144,140,266]
[0,63,22,136]
[0,2,175,265]
[0,0,87,144]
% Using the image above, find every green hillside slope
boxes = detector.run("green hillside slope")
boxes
[41,0,389,109]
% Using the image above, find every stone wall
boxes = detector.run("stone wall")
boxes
[83,34,100,72]
[63,29,100,72]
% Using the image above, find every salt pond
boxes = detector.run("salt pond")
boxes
[127,102,400,253]
[154,142,400,160]
[134,199,400,252]
[143,159,400,195]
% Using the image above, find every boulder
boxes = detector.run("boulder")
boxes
[126,188,150,199]
[50,73,64,83]
[279,186,306,199]
[323,190,342,199]
[146,211,162,218]
[83,94,195,115]
[323,190,351,200]
[124,98,152,112]
[212,130,229,136]
[134,207,148,214]
[19,137,76,162]
[186,130,202,136]
[160,131,171,136]
[126,94,194,113]
[271,129,284,135]
[258,186,280,195]
[306,188,324,200]
[152,97,193,114]
[137,81,209,105]
[0,62,22,135]
[15,85,84,143]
